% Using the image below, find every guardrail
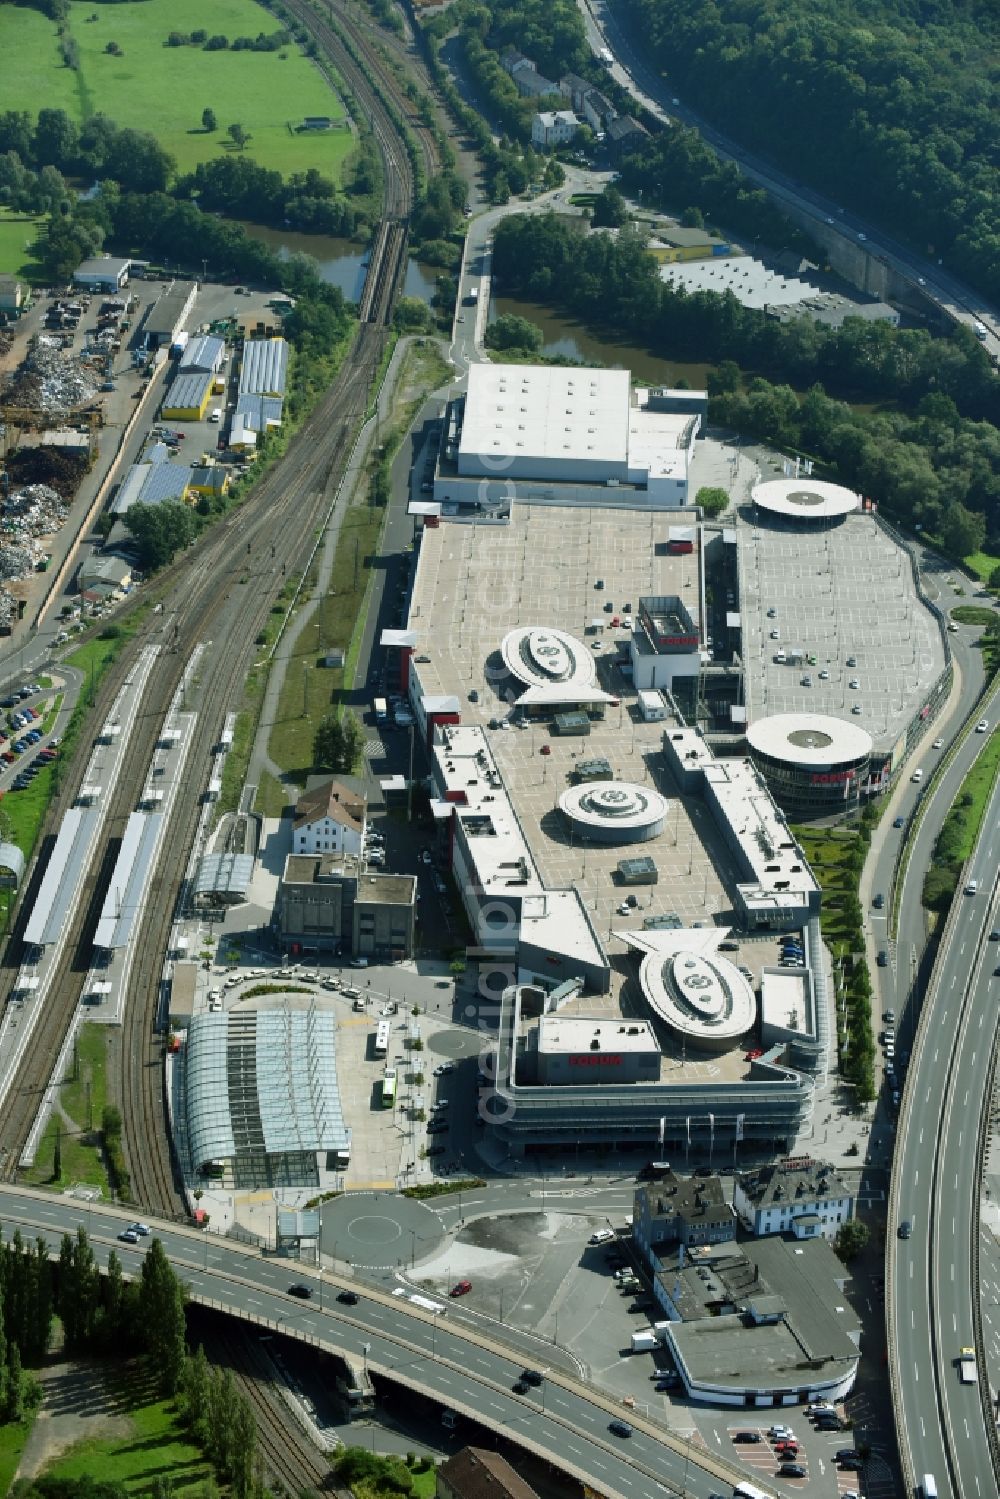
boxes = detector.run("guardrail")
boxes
[886,848,976,1499]
[972,908,1000,1481]
[889,678,1000,940]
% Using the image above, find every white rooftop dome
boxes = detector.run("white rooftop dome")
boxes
[747,712,873,768]
[618,928,756,1052]
[501,625,596,691]
[558,780,668,843]
[752,477,860,521]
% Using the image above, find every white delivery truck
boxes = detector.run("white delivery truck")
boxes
[631,1330,658,1353]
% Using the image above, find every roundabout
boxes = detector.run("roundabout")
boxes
[320,1191,446,1271]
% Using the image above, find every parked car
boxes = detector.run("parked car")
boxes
[733,1432,762,1443]
[778,1464,806,1478]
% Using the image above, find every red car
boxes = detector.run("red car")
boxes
[540,744,551,756]
[450,1280,472,1298]
[745,1047,764,1061]
[776,1442,799,1456]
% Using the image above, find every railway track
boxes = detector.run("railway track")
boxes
[199,1314,337,1496]
[0,1,423,1480]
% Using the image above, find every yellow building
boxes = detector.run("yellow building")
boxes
[161,371,214,421]
[189,465,231,500]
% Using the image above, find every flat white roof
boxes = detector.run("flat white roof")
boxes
[537,1014,657,1055]
[761,967,811,1036]
[747,712,873,768]
[434,724,606,972]
[627,404,692,481]
[751,477,860,520]
[459,363,630,472]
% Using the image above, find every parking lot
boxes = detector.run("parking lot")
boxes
[407,504,731,957]
[739,511,945,752]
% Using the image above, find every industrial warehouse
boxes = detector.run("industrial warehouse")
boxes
[429,364,705,513]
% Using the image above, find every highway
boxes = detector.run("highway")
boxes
[0,1186,757,1499]
[890,761,1000,1498]
[580,0,1000,356]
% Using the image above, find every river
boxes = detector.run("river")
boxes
[491,295,715,386]
[236,222,438,303]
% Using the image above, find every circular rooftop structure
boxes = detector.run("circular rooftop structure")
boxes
[752,478,860,522]
[558,780,668,844]
[747,712,873,820]
[501,626,596,691]
[640,948,756,1053]
[747,712,872,769]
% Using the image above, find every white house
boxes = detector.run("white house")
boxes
[581,88,616,132]
[531,111,579,150]
[733,1159,854,1242]
[292,779,366,857]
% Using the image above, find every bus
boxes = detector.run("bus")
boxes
[733,1484,773,1499]
[374,1019,390,1057]
[381,1068,397,1108]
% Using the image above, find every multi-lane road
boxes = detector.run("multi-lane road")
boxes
[0,1186,751,1499]
[890,758,1000,1498]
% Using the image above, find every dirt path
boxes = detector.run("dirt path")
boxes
[15,1358,135,1482]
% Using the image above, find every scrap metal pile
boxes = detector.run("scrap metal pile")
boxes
[1,483,67,575]
[5,334,99,415]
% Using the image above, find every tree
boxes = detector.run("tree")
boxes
[393,296,432,334]
[313,712,363,773]
[123,501,200,570]
[104,40,122,56]
[834,1220,870,1261]
[940,500,986,561]
[139,1239,187,1394]
[695,486,730,518]
[201,108,218,133]
[590,184,628,228]
[227,123,251,152]
[484,312,543,354]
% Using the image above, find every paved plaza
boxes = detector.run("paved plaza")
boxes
[739,510,945,752]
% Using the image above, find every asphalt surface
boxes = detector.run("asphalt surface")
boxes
[0,1187,753,1499]
[891,767,1000,1499]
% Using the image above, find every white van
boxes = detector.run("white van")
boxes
[965,879,979,896]
[209,407,222,423]
[774,649,786,664]
[589,1228,615,1245]
[911,768,924,782]
[922,1477,938,1499]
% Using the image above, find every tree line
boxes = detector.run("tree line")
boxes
[2,1226,265,1499]
[491,212,999,555]
[0,108,372,249]
[619,0,1000,304]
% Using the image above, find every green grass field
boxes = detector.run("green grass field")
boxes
[42,1373,211,1494]
[0,0,353,180]
[0,1418,35,1497]
[0,211,48,281]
